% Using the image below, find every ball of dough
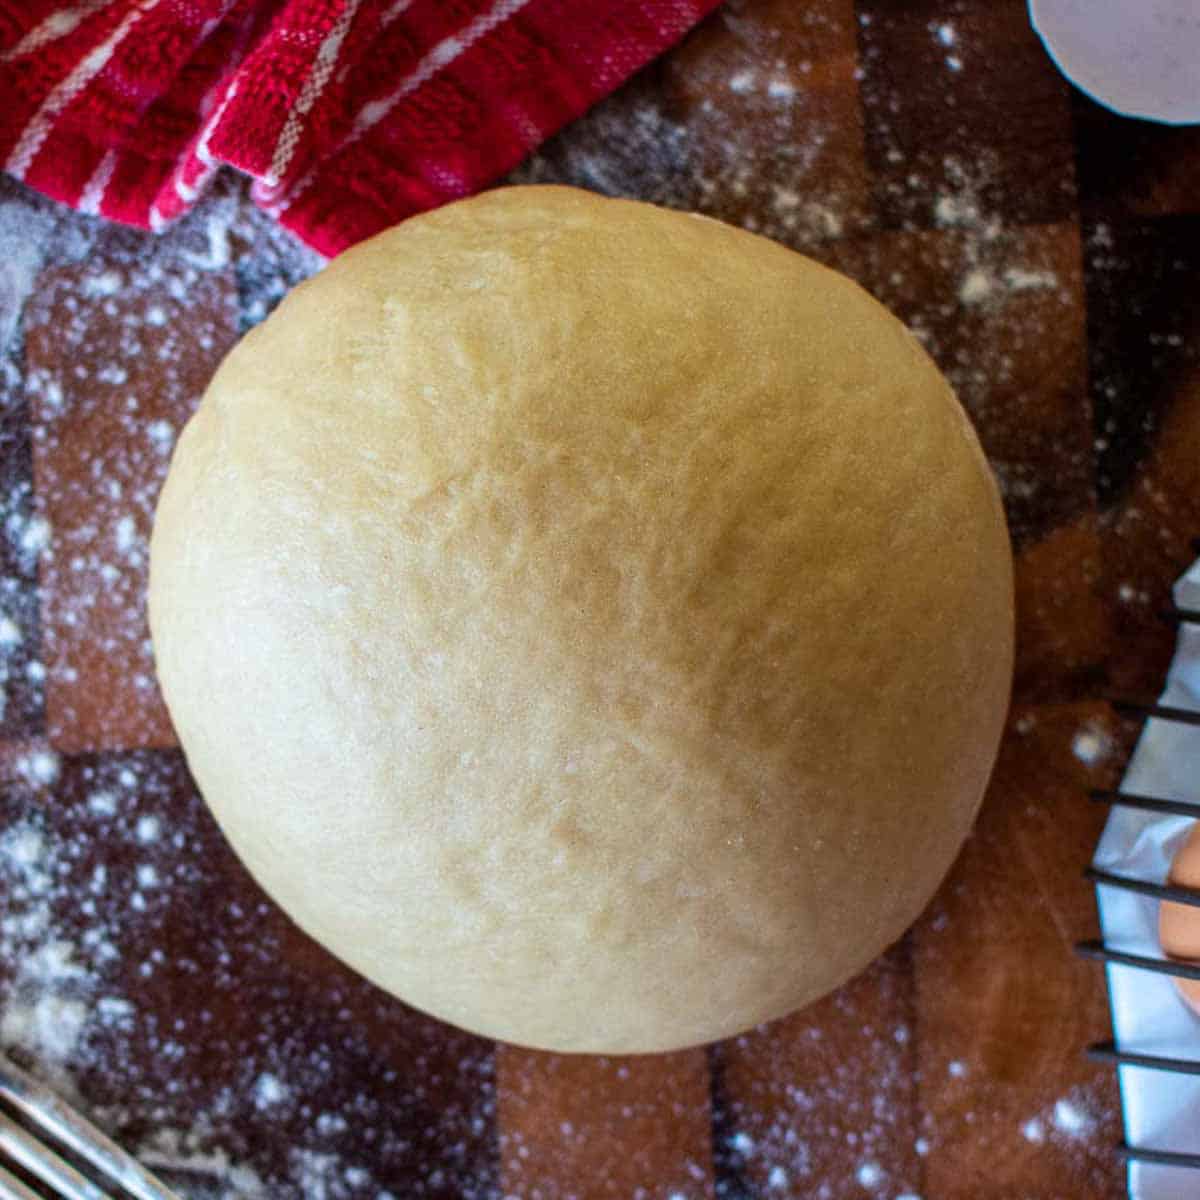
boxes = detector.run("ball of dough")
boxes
[149,186,1013,1054]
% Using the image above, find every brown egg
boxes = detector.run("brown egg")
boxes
[1158,821,1200,1014]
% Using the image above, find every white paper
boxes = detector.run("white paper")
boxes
[1094,557,1200,1198]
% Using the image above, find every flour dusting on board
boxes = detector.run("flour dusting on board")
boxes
[512,3,860,248]
[0,176,497,1199]
[0,5,1123,1186]
[0,738,499,1200]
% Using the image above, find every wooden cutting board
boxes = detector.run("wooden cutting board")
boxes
[1,1,1198,1196]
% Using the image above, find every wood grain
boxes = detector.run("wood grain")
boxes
[667,0,874,244]
[914,702,1129,1199]
[0,742,501,1198]
[1073,95,1200,219]
[857,0,1077,229]
[21,247,237,753]
[496,1047,714,1199]
[711,945,920,1200]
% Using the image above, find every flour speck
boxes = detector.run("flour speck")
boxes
[253,1072,290,1110]
[17,749,60,787]
[729,1130,755,1154]
[0,614,21,647]
[114,514,137,554]
[1003,266,1058,292]
[1053,1096,1096,1138]
[135,814,161,844]
[19,514,51,557]
[82,270,122,298]
[87,789,117,816]
[958,268,992,306]
[1072,726,1109,767]
[146,418,175,454]
[856,1160,885,1189]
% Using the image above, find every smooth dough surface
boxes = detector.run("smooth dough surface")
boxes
[149,185,1014,1054]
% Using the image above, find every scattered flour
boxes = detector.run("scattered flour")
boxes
[1,172,318,753]
[856,1159,885,1188]
[0,176,503,1200]
[0,615,19,649]
[1054,1096,1097,1138]
[0,736,498,1199]
[1003,266,1059,292]
[18,514,51,557]
[958,268,992,306]
[932,161,1061,314]
[253,1071,290,1110]
[135,813,161,843]
[957,262,1059,307]
[0,819,92,1078]
[1072,725,1111,767]
[1016,1088,1102,1155]
[511,3,851,248]
[707,968,927,1199]
[728,1130,755,1154]
[139,1129,269,1199]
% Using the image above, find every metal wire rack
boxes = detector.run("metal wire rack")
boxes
[1076,551,1200,1176]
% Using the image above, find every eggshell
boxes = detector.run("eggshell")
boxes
[1158,822,1200,1014]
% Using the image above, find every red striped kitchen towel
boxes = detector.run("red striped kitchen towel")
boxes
[0,0,719,256]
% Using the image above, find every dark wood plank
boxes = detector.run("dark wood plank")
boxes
[1084,212,1200,697]
[496,1046,714,1199]
[913,702,1128,1200]
[0,196,51,739]
[0,741,499,1199]
[711,944,920,1200]
[1100,346,1200,699]
[1083,214,1200,507]
[1013,515,1109,706]
[513,0,874,252]
[1073,92,1200,218]
[856,0,1077,230]
[667,0,872,246]
[821,221,1089,553]
[21,244,238,753]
